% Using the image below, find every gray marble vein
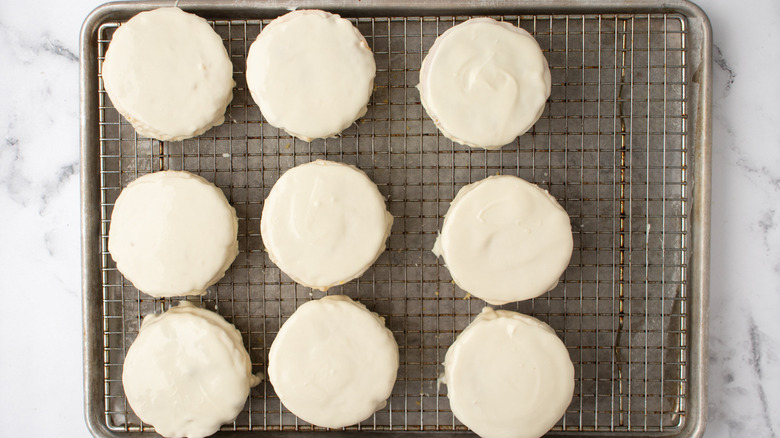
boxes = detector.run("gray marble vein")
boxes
[41,38,78,62]
[748,317,777,438]
[713,45,735,94]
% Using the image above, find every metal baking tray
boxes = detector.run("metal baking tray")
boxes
[80,1,711,436]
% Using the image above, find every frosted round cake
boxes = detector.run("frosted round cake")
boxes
[260,160,393,291]
[122,302,260,438]
[245,10,376,141]
[268,295,398,428]
[443,307,574,438]
[433,175,572,305]
[102,7,234,141]
[108,171,238,297]
[418,18,551,149]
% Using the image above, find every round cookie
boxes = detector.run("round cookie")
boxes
[260,160,393,291]
[122,302,260,438]
[443,307,574,438]
[108,171,238,297]
[418,18,551,149]
[268,295,398,428]
[102,7,234,141]
[433,175,572,305]
[246,10,375,141]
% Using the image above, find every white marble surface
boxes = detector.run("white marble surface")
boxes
[0,0,778,436]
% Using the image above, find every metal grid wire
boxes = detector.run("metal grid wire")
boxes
[96,12,689,434]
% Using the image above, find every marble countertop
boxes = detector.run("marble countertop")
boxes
[1,0,778,436]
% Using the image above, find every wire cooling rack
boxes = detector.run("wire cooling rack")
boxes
[82,2,711,436]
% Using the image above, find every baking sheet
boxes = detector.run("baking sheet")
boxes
[80,1,711,436]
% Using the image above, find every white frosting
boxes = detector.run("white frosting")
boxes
[434,175,572,305]
[102,7,234,141]
[268,295,398,428]
[122,302,260,438]
[245,10,375,141]
[443,307,574,438]
[260,160,393,291]
[418,18,551,149]
[108,171,238,298]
